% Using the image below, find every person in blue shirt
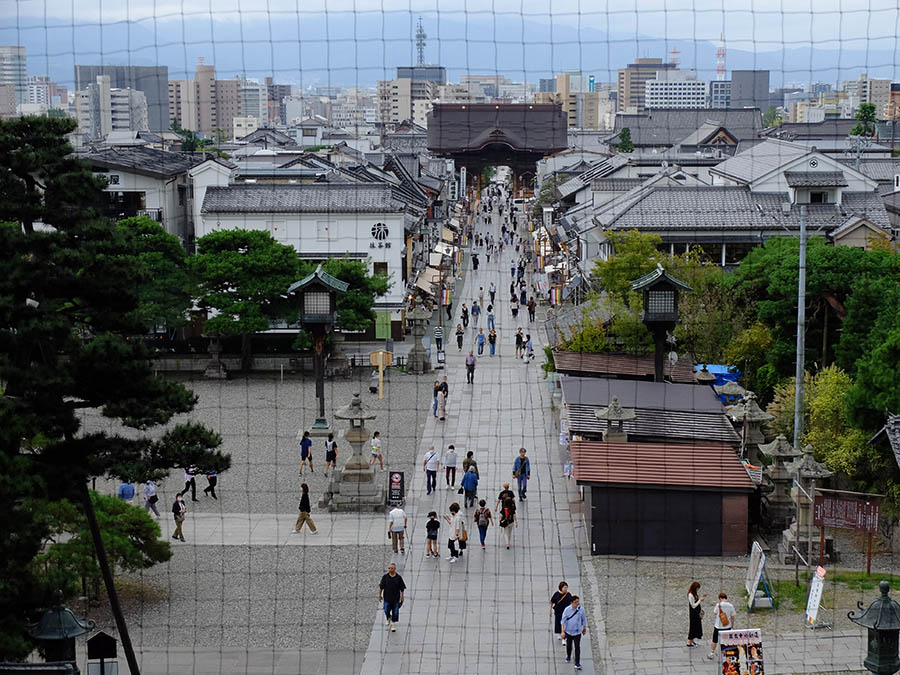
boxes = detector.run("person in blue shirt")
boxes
[299,430,314,475]
[461,466,479,508]
[117,481,135,502]
[476,329,486,356]
[513,448,531,501]
[561,595,587,670]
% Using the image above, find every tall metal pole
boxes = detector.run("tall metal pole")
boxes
[793,205,807,450]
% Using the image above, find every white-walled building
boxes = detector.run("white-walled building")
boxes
[232,115,259,140]
[75,75,149,139]
[199,182,410,337]
[645,70,709,109]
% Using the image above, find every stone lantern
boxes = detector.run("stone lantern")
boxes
[320,393,385,511]
[849,580,900,674]
[630,263,691,382]
[695,364,717,385]
[758,434,802,530]
[30,590,95,674]
[405,305,433,374]
[287,265,349,436]
[595,397,636,443]
[726,391,773,463]
[780,445,835,565]
[715,380,747,405]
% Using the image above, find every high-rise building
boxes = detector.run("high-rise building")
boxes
[0,46,27,104]
[617,58,678,112]
[709,80,732,108]
[376,77,435,127]
[265,76,291,125]
[644,70,709,109]
[75,75,148,139]
[396,66,447,86]
[74,65,168,130]
[214,79,241,138]
[533,72,606,129]
[0,83,17,119]
[731,70,769,109]
[239,79,268,123]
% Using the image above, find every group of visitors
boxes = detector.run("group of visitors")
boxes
[685,581,737,660]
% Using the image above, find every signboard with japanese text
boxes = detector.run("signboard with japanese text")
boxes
[805,566,827,625]
[388,471,404,504]
[719,629,764,675]
[813,495,879,532]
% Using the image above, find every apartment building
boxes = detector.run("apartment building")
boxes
[645,70,708,109]
[0,46,28,104]
[617,58,678,112]
[75,75,149,139]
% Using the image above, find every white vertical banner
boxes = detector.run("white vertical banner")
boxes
[805,566,827,625]
[460,167,467,197]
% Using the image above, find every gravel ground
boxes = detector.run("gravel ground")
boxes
[80,370,433,513]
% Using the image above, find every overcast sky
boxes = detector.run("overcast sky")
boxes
[8,0,900,52]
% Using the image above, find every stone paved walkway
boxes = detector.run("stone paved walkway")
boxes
[359,198,595,674]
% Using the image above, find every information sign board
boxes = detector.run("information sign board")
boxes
[805,566,827,625]
[813,495,879,533]
[388,471,404,504]
[719,629,765,674]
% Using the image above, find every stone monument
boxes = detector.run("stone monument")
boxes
[726,391,773,465]
[320,393,386,512]
[758,434,803,530]
[204,339,228,379]
[406,306,432,374]
[595,397,636,443]
[780,444,835,564]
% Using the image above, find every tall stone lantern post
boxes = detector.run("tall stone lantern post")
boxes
[630,263,691,382]
[320,393,386,511]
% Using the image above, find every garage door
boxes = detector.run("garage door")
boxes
[591,486,723,556]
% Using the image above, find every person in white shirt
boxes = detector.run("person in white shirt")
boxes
[444,444,459,488]
[387,503,407,555]
[443,502,465,562]
[369,431,384,470]
[707,592,736,660]
[423,445,440,495]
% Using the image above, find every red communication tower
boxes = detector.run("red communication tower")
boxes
[668,48,680,67]
[716,33,726,81]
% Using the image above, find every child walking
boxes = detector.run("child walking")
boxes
[425,511,440,558]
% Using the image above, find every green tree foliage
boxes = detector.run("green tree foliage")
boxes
[532,174,569,213]
[34,492,172,600]
[850,102,878,137]
[311,258,390,332]
[592,230,665,300]
[118,216,196,330]
[724,322,777,396]
[608,300,653,355]
[762,106,783,127]
[190,229,301,370]
[617,127,634,153]
[0,117,228,659]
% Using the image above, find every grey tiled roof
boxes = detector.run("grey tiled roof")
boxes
[591,178,644,192]
[606,185,890,231]
[838,157,900,182]
[784,171,848,187]
[611,108,763,147]
[709,139,809,184]
[83,145,206,178]
[201,183,405,214]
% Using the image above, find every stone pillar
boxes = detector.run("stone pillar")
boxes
[406,306,432,374]
[204,338,228,379]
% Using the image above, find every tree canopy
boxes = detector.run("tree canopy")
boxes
[850,102,878,137]
[0,116,228,659]
[617,127,634,153]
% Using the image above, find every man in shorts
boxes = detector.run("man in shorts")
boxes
[324,433,338,477]
[298,430,313,475]
[369,430,384,470]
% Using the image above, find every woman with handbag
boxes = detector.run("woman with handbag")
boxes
[687,581,706,647]
[550,582,573,643]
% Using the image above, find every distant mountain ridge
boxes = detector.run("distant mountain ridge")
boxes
[2,13,897,89]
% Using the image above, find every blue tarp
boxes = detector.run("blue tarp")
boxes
[695,364,742,403]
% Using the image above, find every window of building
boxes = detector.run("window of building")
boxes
[810,191,830,203]
[373,262,388,278]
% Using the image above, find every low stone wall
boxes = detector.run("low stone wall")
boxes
[152,354,316,373]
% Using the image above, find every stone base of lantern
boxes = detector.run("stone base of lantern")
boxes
[602,429,628,443]
[779,523,836,564]
[406,346,432,375]
[204,359,228,379]
[762,494,796,532]
[319,461,386,512]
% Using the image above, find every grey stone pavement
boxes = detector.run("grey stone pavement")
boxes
[359,199,595,674]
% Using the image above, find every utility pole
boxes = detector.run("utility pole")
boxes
[792,205,807,450]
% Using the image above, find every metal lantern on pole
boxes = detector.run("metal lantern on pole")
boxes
[849,580,900,674]
[287,264,348,436]
[30,590,95,674]
[630,263,691,382]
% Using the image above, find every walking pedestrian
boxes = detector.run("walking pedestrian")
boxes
[432,379,440,417]
[488,329,497,356]
[520,288,527,305]
[425,511,440,558]
[471,301,481,329]
[461,465,479,508]
[472,254,479,271]
[324,433,338,477]
[687,581,706,647]
[511,297,519,319]
[444,502,465,562]
[524,333,535,363]
[707,592,735,660]
[527,296,536,322]
[144,479,160,517]
[433,323,444,352]
[513,448,531,500]
[293,483,318,534]
[498,494,517,549]
[551,582,574,644]
[462,450,479,477]
[515,328,524,358]
[478,287,485,308]
[473,499,493,549]
[178,466,198,501]
[465,351,476,384]
[298,430,314,475]
[561,596,587,670]
[455,323,464,351]
[461,304,469,328]
[117,480,135,503]
[171,494,187,542]
[446,301,453,321]
[436,387,446,421]
[511,262,516,279]
[476,329,485,356]
[423,445,440,495]
[387,502,408,554]
[487,305,495,331]
[444,444,459,488]
[202,469,218,499]
[378,563,406,632]
[489,282,496,304]
[369,430,384,469]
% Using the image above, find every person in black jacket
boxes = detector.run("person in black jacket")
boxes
[292,483,318,534]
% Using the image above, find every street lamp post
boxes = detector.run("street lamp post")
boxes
[288,265,348,436]
[793,204,808,450]
[849,581,900,674]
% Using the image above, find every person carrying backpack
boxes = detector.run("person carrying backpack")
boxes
[498,496,517,549]
[473,499,493,549]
